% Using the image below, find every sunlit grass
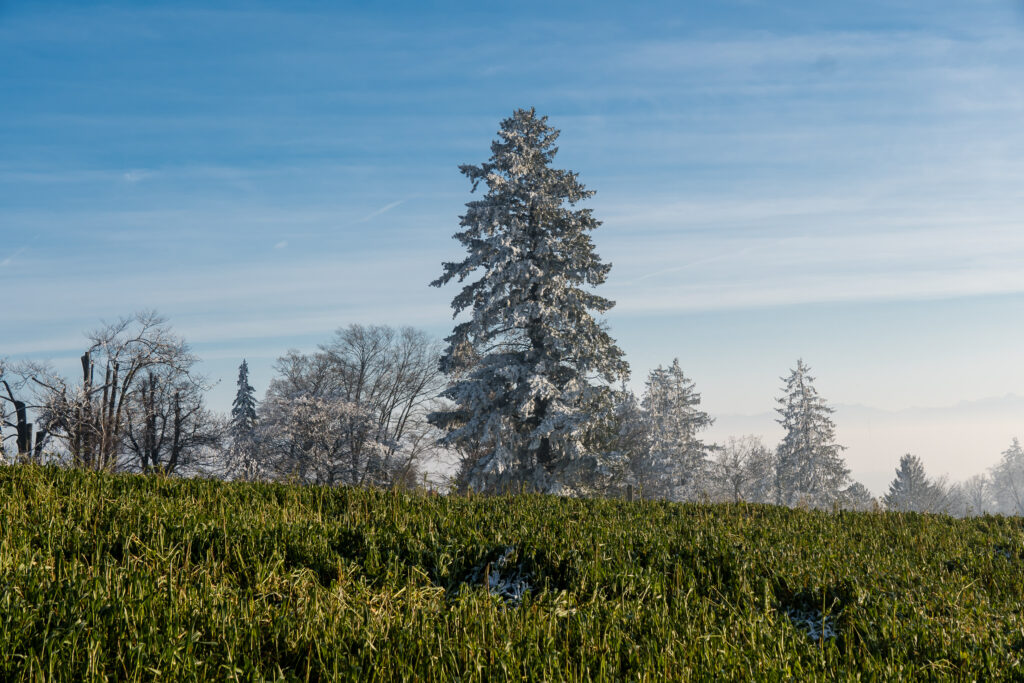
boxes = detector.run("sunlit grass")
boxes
[1,466,1022,680]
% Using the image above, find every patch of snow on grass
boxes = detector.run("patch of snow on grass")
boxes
[469,546,532,606]
[785,607,839,641]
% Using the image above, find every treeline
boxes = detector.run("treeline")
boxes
[882,447,1024,517]
[3,312,1020,516]
[0,314,860,504]
[3,109,1021,514]
[0,314,446,489]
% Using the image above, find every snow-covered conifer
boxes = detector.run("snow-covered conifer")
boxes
[430,108,629,493]
[228,359,259,480]
[774,359,849,507]
[839,481,877,511]
[635,359,713,500]
[883,453,949,513]
[230,359,258,439]
[578,385,648,496]
[990,437,1024,515]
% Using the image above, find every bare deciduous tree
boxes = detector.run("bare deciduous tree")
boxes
[253,325,445,488]
[1,358,53,463]
[708,435,775,503]
[947,474,993,516]
[31,311,202,472]
[259,395,381,486]
[123,365,224,476]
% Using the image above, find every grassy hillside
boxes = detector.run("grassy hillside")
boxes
[1,467,1022,681]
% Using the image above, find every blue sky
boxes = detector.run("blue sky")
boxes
[3,0,1024,492]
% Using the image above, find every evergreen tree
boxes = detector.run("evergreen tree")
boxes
[230,359,258,439]
[572,384,648,496]
[635,359,714,501]
[883,453,949,513]
[990,437,1024,515]
[838,481,877,512]
[775,359,849,507]
[430,108,629,493]
[228,360,260,479]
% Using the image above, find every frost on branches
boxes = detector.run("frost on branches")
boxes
[260,394,385,487]
[253,326,443,488]
[883,453,952,513]
[990,438,1024,515]
[230,360,258,440]
[430,108,629,494]
[228,359,260,481]
[634,360,714,501]
[775,359,849,507]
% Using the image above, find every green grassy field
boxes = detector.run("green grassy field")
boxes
[1,466,1022,681]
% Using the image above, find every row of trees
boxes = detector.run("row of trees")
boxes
[417,107,1018,512]
[421,108,864,506]
[2,108,1020,515]
[0,318,447,489]
[4,313,1018,514]
[578,358,868,509]
[882,442,1024,516]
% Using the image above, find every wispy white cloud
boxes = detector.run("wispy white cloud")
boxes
[606,217,1024,313]
[274,240,288,249]
[611,265,1024,315]
[0,247,27,268]
[0,169,120,184]
[122,169,154,183]
[358,198,408,223]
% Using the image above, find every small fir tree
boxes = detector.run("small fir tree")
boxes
[231,359,258,439]
[579,385,648,497]
[430,108,629,493]
[839,481,877,511]
[990,437,1024,515]
[229,359,259,480]
[775,359,849,507]
[883,453,948,513]
[635,359,714,501]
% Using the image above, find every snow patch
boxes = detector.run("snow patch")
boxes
[785,607,839,641]
[468,546,532,606]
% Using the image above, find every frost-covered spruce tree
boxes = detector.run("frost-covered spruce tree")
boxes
[636,359,714,501]
[230,359,258,439]
[430,108,629,494]
[990,438,1024,515]
[838,481,877,512]
[883,453,950,513]
[228,359,259,480]
[579,385,649,496]
[774,359,849,507]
